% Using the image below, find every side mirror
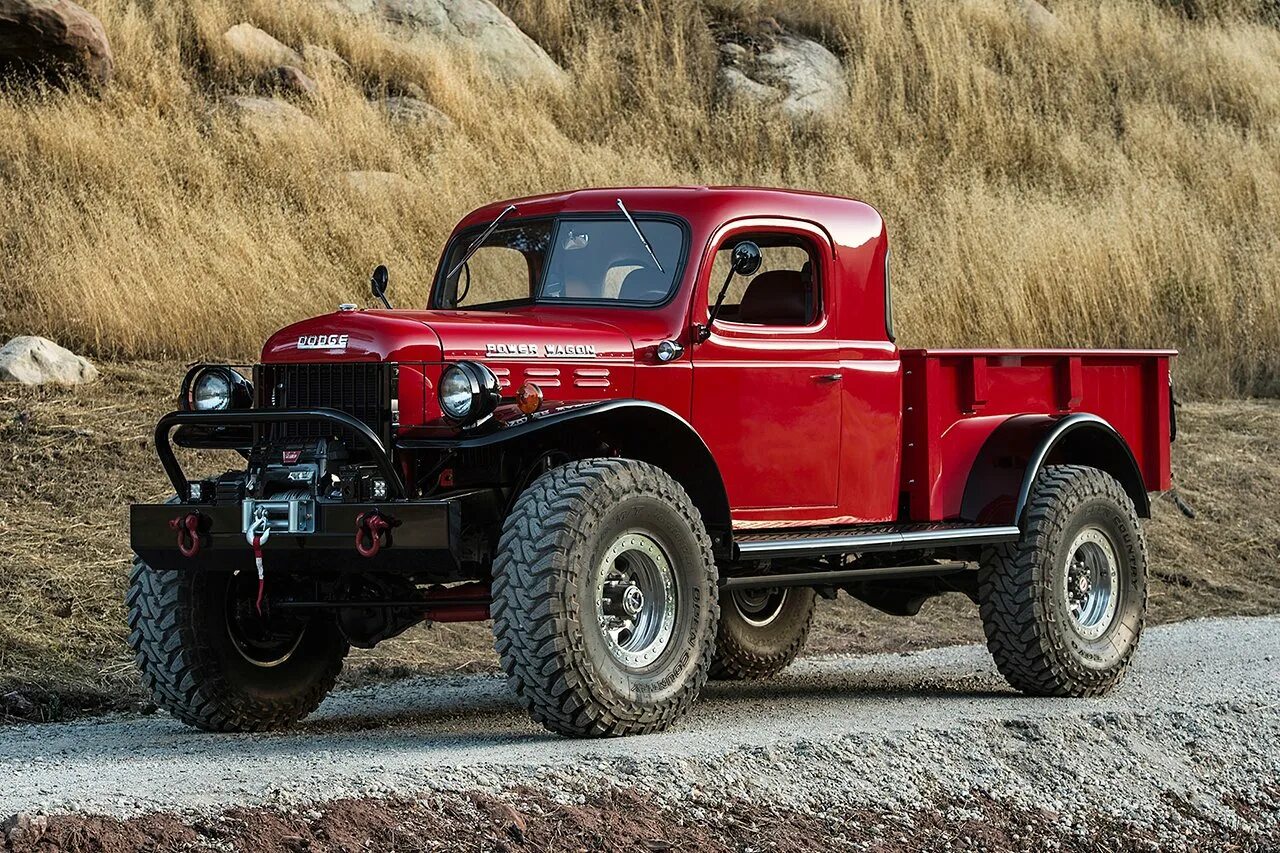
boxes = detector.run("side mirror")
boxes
[370,264,392,309]
[731,240,762,276]
[699,240,763,342]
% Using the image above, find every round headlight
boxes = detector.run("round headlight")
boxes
[192,369,234,411]
[438,361,500,424]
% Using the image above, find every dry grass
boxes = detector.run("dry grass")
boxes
[0,1,1277,393]
[1,363,1276,720]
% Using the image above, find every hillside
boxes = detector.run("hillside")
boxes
[1,0,1279,395]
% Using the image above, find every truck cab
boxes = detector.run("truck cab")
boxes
[128,187,1175,737]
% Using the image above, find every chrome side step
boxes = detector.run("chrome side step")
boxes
[733,524,1021,560]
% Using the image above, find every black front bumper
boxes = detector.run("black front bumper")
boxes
[136,406,482,574]
[131,499,463,573]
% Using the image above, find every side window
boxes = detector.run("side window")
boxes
[709,235,820,327]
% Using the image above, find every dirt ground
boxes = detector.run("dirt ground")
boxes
[1,363,1277,722]
[7,784,1276,853]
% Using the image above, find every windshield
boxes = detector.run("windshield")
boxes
[434,216,684,309]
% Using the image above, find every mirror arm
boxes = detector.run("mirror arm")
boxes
[699,268,737,343]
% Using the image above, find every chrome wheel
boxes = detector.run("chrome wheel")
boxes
[730,588,789,628]
[1063,525,1120,640]
[594,532,677,669]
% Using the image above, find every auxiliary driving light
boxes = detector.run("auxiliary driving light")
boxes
[438,361,501,424]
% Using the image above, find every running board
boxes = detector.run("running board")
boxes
[721,561,970,591]
[732,524,1020,560]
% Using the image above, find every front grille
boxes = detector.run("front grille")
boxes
[255,362,391,447]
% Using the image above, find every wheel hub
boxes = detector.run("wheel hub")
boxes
[621,585,645,617]
[224,574,306,668]
[594,532,677,669]
[1063,525,1120,640]
[730,587,789,628]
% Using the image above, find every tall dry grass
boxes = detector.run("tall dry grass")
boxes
[1,0,1279,395]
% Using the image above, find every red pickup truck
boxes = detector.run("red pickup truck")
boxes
[128,187,1175,737]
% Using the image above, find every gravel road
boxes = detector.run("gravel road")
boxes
[4,616,1278,844]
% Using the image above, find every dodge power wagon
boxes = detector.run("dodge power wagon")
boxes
[128,187,1175,736]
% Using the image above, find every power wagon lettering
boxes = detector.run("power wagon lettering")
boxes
[485,343,597,357]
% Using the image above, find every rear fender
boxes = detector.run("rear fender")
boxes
[960,413,1150,526]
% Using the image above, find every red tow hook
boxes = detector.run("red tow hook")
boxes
[169,512,206,558]
[355,511,398,558]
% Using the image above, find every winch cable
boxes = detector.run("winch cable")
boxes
[245,510,271,616]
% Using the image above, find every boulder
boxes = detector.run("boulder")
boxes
[222,22,301,69]
[0,336,97,385]
[1018,0,1061,34]
[302,43,348,70]
[1,812,48,845]
[379,95,453,129]
[333,0,565,86]
[258,64,318,96]
[0,0,112,88]
[717,33,847,120]
[717,66,781,109]
[220,95,321,139]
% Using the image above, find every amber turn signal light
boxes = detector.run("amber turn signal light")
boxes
[516,382,543,414]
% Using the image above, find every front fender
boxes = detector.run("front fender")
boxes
[400,400,733,537]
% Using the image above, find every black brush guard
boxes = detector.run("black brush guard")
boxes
[133,408,469,573]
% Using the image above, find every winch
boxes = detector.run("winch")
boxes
[241,488,315,535]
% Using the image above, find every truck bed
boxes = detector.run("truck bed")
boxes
[900,348,1175,522]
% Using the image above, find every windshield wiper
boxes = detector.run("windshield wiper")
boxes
[447,204,517,280]
[615,198,664,274]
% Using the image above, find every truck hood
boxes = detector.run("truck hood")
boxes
[261,308,635,364]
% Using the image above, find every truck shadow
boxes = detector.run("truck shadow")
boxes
[292,665,1015,739]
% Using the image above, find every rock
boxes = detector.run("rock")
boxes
[0,0,113,88]
[1018,0,1061,33]
[302,43,348,70]
[222,22,301,69]
[392,80,427,99]
[1,690,37,718]
[717,33,847,120]
[1,812,48,844]
[258,64,318,96]
[0,336,97,385]
[334,0,565,86]
[379,95,453,129]
[220,95,321,139]
[717,66,782,110]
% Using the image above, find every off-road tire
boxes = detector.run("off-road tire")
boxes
[126,558,349,731]
[491,459,718,737]
[978,465,1147,697]
[710,587,817,680]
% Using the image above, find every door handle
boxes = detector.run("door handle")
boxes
[813,373,843,383]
